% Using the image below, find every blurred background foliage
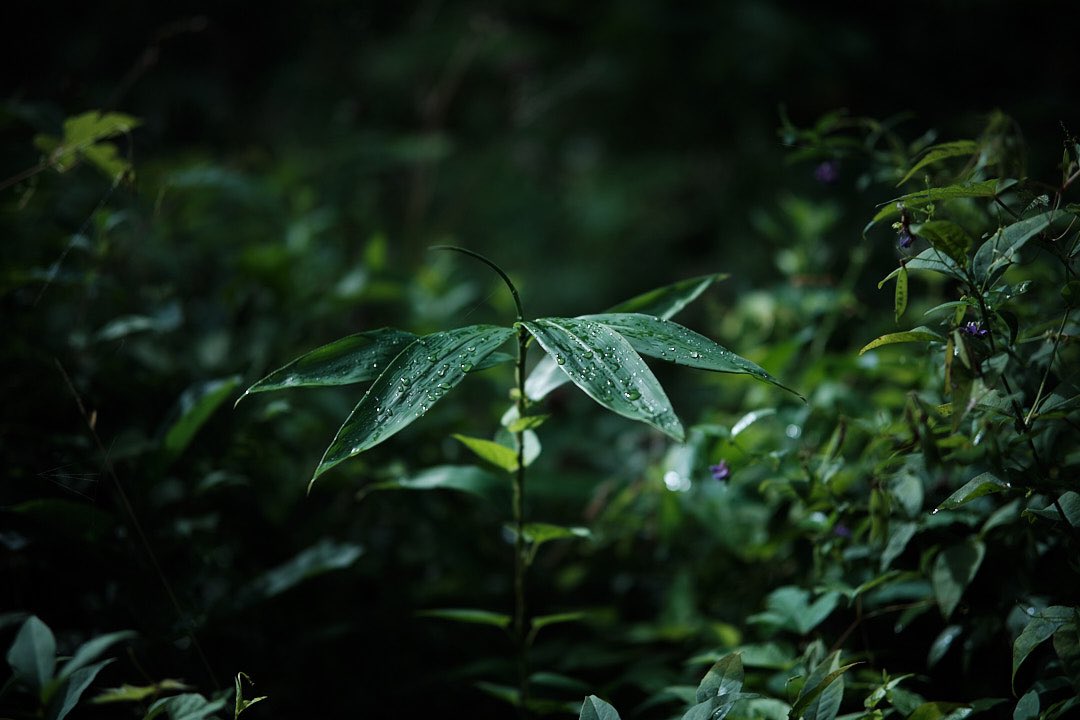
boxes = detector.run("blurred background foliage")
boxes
[2,1,1079,717]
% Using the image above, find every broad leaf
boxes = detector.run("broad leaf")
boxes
[6,616,56,692]
[523,317,684,441]
[936,473,1011,511]
[583,313,800,397]
[1012,606,1074,690]
[57,630,135,681]
[788,661,858,720]
[314,325,514,482]
[916,221,974,268]
[143,693,226,720]
[859,327,945,355]
[237,328,417,400]
[932,540,985,619]
[416,608,511,629]
[880,248,966,283]
[696,653,743,703]
[897,140,979,186]
[798,651,844,720]
[525,274,724,400]
[973,211,1057,285]
[48,659,114,720]
[580,695,621,720]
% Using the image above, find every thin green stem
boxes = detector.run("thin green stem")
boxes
[429,245,525,321]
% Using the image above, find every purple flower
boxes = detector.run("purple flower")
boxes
[814,160,840,184]
[897,228,916,249]
[960,321,988,338]
[833,523,851,538]
[709,461,731,482]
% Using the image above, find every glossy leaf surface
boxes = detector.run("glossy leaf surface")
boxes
[859,327,945,355]
[936,473,1011,511]
[869,179,1006,225]
[238,328,417,400]
[314,325,514,482]
[6,616,55,691]
[580,695,622,720]
[523,317,684,441]
[932,540,985,619]
[897,140,979,186]
[525,274,724,400]
[585,313,799,396]
[973,211,1056,285]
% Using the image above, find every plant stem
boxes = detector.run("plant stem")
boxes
[513,324,530,717]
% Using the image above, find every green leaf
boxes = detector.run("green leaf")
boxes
[681,653,744,720]
[416,608,511,630]
[92,680,192,704]
[358,465,501,501]
[6,616,56,692]
[313,325,514,483]
[580,695,621,720]
[163,376,242,463]
[859,327,945,355]
[522,317,684,441]
[452,434,519,472]
[519,523,592,546]
[894,265,908,322]
[507,414,549,432]
[234,673,267,719]
[927,625,963,668]
[897,140,980,186]
[917,221,974,268]
[237,328,417,401]
[935,473,1011,511]
[931,540,985,619]
[880,246,967,283]
[749,587,839,635]
[239,540,362,603]
[57,630,135,681]
[973,211,1057,285]
[531,612,588,633]
[868,179,1005,225]
[143,693,227,720]
[789,661,858,720]
[47,659,113,720]
[1012,606,1074,691]
[34,111,141,179]
[798,651,845,720]
[1053,613,1080,692]
[1014,691,1039,720]
[583,313,800,397]
[525,274,724,401]
[905,702,974,720]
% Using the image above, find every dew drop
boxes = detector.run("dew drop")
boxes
[582,351,594,360]
[624,389,641,401]
[555,354,565,365]
[466,346,476,353]
[460,362,473,372]
[689,351,701,359]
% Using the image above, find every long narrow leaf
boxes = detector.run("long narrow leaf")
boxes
[237,328,417,402]
[525,274,725,400]
[523,318,684,441]
[584,313,800,397]
[313,325,514,483]
[896,140,979,186]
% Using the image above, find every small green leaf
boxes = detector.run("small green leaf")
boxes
[48,659,114,720]
[1012,606,1074,691]
[531,612,588,633]
[905,702,974,720]
[143,693,227,720]
[931,540,985,619]
[519,523,592,546]
[523,317,684,441]
[34,111,141,179]
[859,327,945,355]
[313,325,514,483]
[928,625,963,668]
[894,265,908,322]
[897,140,979,186]
[507,414,549,432]
[358,465,502,501]
[452,434,519,472]
[234,673,267,719]
[1014,691,1039,720]
[416,608,511,629]
[6,616,56,692]
[789,660,859,720]
[584,313,800,397]
[880,246,967,283]
[580,695,622,720]
[936,473,1011,511]
[237,328,417,401]
[696,653,743,704]
[163,376,242,463]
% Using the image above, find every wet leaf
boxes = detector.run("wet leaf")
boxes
[936,473,1011,511]
[859,328,945,355]
[523,317,684,441]
[868,179,1006,226]
[973,211,1058,285]
[237,328,417,400]
[798,651,845,720]
[1012,606,1074,691]
[583,313,800,397]
[313,325,514,483]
